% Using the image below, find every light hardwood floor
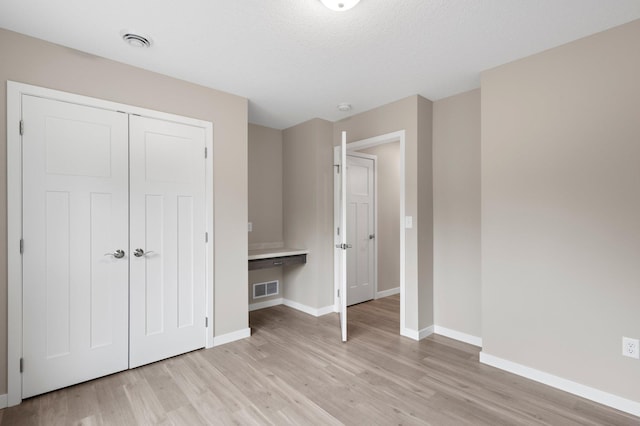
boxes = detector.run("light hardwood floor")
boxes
[1,295,637,425]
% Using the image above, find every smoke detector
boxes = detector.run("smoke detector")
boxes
[321,0,361,11]
[337,103,352,112]
[121,31,152,48]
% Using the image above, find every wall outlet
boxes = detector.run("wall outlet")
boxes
[248,222,252,232]
[622,337,640,359]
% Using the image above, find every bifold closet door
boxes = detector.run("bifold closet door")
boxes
[22,96,130,398]
[128,115,207,368]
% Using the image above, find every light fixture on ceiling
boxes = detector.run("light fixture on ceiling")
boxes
[321,0,361,12]
[337,103,352,112]
[121,31,152,48]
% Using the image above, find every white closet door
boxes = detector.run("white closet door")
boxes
[334,131,348,342]
[22,95,129,398]
[129,116,207,367]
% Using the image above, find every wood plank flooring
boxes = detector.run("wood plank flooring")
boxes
[1,295,637,425]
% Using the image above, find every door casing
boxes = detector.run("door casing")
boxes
[6,81,215,407]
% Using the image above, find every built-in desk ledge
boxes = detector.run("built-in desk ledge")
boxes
[248,248,309,270]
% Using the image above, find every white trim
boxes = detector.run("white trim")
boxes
[283,299,334,317]
[249,298,334,317]
[376,286,400,299]
[434,326,482,347]
[401,325,434,341]
[479,352,640,417]
[334,130,406,337]
[0,394,8,409]
[7,81,215,405]
[249,298,284,312]
[205,118,215,350]
[212,328,251,347]
[7,81,23,407]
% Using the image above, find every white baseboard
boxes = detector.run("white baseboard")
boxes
[0,393,7,409]
[401,325,434,341]
[376,286,400,298]
[212,327,251,347]
[480,352,640,417]
[249,298,284,312]
[434,325,482,347]
[283,299,334,317]
[248,297,333,317]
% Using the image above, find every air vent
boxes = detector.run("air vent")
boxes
[122,32,152,48]
[253,280,279,299]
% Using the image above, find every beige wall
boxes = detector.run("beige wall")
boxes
[334,95,434,333]
[283,118,335,309]
[0,29,249,393]
[248,123,284,305]
[248,124,283,248]
[357,143,400,293]
[416,97,434,329]
[433,89,481,338]
[482,20,640,401]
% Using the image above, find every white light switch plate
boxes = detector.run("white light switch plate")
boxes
[405,216,413,229]
[248,222,253,232]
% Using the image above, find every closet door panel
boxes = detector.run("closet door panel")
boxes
[22,95,129,398]
[129,116,207,368]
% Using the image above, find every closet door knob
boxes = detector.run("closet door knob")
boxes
[134,248,154,257]
[104,249,125,259]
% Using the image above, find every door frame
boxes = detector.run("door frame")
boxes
[6,81,215,406]
[333,130,406,335]
[345,151,378,304]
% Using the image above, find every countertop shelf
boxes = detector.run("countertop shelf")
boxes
[248,248,309,270]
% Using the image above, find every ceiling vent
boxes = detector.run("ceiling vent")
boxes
[122,32,152,48]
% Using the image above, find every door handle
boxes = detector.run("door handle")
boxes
[369,234,375,240]
[134,248,155,258]
[104,249,125,259]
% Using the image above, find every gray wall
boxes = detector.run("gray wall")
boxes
[481,20,640,401]
[357,142,400,294]
[282,118,335,310]
[0,28,249,394]
[433,89,481,338]
[248,124,283,248]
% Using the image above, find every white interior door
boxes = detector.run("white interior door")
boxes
[334,132,348,342]
[346,155,375,306]
[129,116,207,367]
[22,96,129,398]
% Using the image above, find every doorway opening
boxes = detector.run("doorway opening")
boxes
[333,130,406,338]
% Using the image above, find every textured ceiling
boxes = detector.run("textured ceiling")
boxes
[1,0,640,129]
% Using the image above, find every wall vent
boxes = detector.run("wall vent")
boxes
[253,280,279,299]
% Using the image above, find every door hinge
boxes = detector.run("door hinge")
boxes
[333,164,340,173]
[205,317,209,327]
[20,357,23,373]
[20,239,24,254]
[19,120,24,136]
[205,147,208,158]
[337,289,340,298]
[205,232,208,243]
[337,227,340,236]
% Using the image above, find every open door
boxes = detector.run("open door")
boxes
[334,131,349,342]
